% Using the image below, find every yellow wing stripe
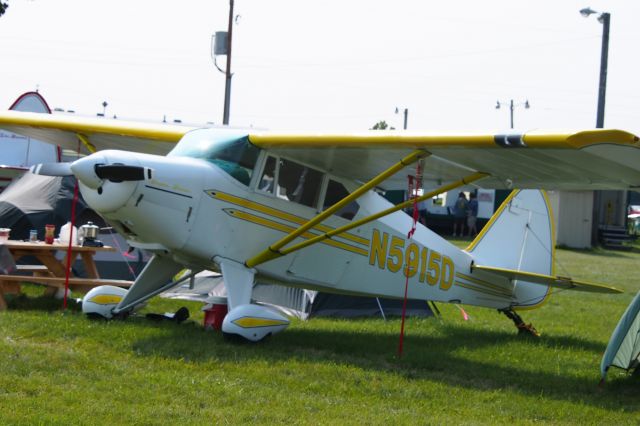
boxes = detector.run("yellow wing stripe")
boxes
[455,272,513,297]
[208,190,369,246]
[474,264,623,294]
[225,209,368,256]
[0,110,190,143]
[454,281,513,299]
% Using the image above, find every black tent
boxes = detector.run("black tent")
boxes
[163,271,434,319]
[309,293,433,319]
[0,173,100,241]
[0,172,146,280]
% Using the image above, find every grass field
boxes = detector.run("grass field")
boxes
[1,240,639,424]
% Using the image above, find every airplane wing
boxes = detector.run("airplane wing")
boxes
[473,264,623,294]
[2,109,640,190]
[0,110,195,156]
[248,130,640,190]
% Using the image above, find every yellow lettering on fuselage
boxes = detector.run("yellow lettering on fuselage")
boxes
[369,229,389,270]
[368,229,455,291]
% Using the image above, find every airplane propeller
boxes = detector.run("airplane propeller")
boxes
[30,162,148,183]
[30,162,73,177]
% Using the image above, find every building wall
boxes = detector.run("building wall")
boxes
[548,190,594,249]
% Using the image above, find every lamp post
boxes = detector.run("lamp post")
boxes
[495,99,530,129]
[395,107,408,130]
[580,7,610,129]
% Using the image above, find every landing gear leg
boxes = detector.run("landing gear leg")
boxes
[499,308,540,337]
[214,257,289,342]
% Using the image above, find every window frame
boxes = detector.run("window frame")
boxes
[252,153,360,219]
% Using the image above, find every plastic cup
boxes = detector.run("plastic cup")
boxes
[45,224,55,244]
[0,228,10,242]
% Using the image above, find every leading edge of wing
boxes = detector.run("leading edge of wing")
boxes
[248,129,640,149]
[474,264,623,294]
[0,110,194,143]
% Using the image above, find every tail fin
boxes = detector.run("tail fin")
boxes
[466,190,555,309]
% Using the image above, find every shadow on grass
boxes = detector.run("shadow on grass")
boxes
[126,318,639,411]
[5,293,82,312]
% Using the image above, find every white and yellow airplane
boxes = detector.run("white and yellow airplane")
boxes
[1,110,638,341]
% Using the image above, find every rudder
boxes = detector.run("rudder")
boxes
[466,190,555,309]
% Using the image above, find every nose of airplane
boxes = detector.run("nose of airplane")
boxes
[70,153,107,189]
[70,152,150,189]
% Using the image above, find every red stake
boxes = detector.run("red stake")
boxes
[63,140,82,310]
[398,162,422,358]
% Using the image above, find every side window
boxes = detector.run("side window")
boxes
[258,156,276,193]
[277,159,323,208]
[323,180,360,220]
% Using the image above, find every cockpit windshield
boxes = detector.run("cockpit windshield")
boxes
[168,129,261,185]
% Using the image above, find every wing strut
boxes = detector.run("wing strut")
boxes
[245,150,429,267]
[77,133,97,154]
[245,170,488,268]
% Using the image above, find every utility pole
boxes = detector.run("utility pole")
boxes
[596,12,610,128]
[395,107,409,130]
[222,0,234,125]
[495,99,529,129]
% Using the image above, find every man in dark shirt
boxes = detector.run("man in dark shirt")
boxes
[467,192,479,237]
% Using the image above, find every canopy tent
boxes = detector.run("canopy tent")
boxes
[601,290,640,381]
[0,173,93,241]
[162,271,433,319]
[0,172,146,280]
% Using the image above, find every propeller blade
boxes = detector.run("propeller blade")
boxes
[30,163,73,177]
[94,164,147,182]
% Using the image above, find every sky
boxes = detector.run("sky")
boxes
[0,0,638,134]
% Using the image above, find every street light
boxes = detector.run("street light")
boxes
[495,99,530,129]
[580,7,610,128]
[97,101,108,117]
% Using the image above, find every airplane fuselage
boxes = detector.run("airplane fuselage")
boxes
[77,146,522,311]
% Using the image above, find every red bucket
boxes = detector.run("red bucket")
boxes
[203,296,228,331]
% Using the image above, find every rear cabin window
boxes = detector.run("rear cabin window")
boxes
[323,179,360,220]
[259,155,323,208]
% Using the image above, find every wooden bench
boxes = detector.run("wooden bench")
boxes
[15,265,53,276]
[0,275,133,310]
[0,274,133,290]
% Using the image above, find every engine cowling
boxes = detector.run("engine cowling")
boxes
[222,304,290,342]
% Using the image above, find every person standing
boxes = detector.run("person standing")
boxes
[467,192,479,237]
[452,192,468,237]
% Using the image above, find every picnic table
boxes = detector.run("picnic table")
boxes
[0,240,133,310]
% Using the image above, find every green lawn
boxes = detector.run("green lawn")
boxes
[1,242,639,424]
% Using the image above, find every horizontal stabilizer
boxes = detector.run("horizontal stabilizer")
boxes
[474,264,623,294]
